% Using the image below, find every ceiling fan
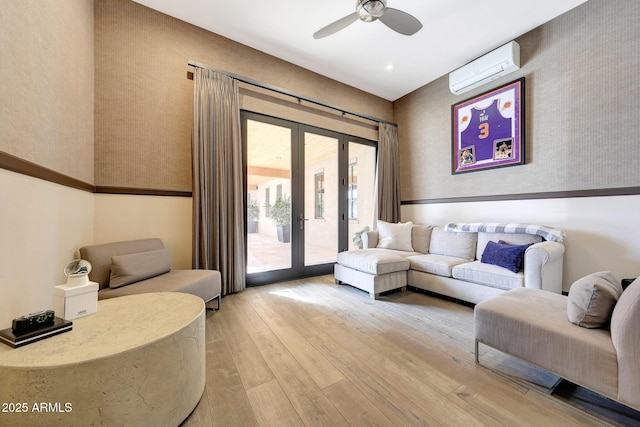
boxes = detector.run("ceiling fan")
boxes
[313,0,423,39]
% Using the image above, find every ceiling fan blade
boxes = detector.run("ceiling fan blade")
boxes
[379,8,423,36]
[313,12,358,39]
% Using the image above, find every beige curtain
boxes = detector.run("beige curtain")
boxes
[192,68,246,295]
[376,122,401,223]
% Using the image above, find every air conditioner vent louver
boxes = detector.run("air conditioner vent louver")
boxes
[449,41,520,95]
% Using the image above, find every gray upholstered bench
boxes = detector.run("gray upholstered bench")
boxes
[80,238,221,309]
[334,249,410,299]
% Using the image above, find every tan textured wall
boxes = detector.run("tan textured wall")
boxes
[0,0,95,183]
[95,0,392,191]
[394,0,640,201]
[0,0,95,327]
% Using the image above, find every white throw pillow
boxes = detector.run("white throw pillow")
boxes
[376,221,414,251]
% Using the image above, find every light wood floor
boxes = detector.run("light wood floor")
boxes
[182,275,613,427]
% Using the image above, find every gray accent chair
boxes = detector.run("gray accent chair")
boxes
[474,277,640,412]
[80,238,221,309]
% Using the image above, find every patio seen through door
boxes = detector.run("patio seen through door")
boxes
[243,112,377,285]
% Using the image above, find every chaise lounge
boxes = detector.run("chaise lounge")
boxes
[475,273,640,412]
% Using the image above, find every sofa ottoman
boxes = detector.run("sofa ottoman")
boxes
[335,249,411,299]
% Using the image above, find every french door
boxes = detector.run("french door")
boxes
[242,111,376,285]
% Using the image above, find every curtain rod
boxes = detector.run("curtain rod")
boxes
[187,60,397,128]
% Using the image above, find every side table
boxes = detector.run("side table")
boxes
[0,292,205,427]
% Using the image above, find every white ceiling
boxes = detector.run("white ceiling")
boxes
[132,0,587,101]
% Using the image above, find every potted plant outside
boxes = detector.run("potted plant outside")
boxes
[268,195,291,243]
[352,226,370,249]
[247,200,259,233]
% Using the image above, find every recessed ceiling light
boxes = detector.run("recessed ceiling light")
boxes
[385,64,394,71]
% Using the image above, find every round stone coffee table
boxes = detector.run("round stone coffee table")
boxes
[0,292,205,427]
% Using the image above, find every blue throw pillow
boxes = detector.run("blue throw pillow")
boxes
[481,240,533,273]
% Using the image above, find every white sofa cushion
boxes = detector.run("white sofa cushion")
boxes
[411,224,435,254]
[377,221,414,251]
[407,254,470,277]
[429,226,477,260]
[337,249,411,275]
[452,260,524,290]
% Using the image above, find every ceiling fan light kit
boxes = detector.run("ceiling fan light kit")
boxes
[314,0,422,39]
[357,0,387,21]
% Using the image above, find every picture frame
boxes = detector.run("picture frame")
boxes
[451,77,525,174]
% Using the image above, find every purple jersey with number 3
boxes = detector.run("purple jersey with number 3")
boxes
[460,99,511,161]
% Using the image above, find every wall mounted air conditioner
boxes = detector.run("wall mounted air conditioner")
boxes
[449,41,520,95]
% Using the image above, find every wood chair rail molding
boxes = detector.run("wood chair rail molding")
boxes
[2,151,638,201]
[0,151,191,197]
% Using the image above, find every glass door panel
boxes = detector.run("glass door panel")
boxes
[347,141,377,250]
[246,118,292,274]
[303,131,339,266]
[243,111,377,285]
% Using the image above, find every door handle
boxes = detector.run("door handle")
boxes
[298,213,309,230]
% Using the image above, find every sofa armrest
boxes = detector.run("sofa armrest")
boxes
[523,241,565,294]
[362,230,379,249]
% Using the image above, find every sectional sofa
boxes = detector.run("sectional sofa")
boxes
[335,222,565,303]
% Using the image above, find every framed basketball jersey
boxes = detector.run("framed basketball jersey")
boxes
[451,78,525,174]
